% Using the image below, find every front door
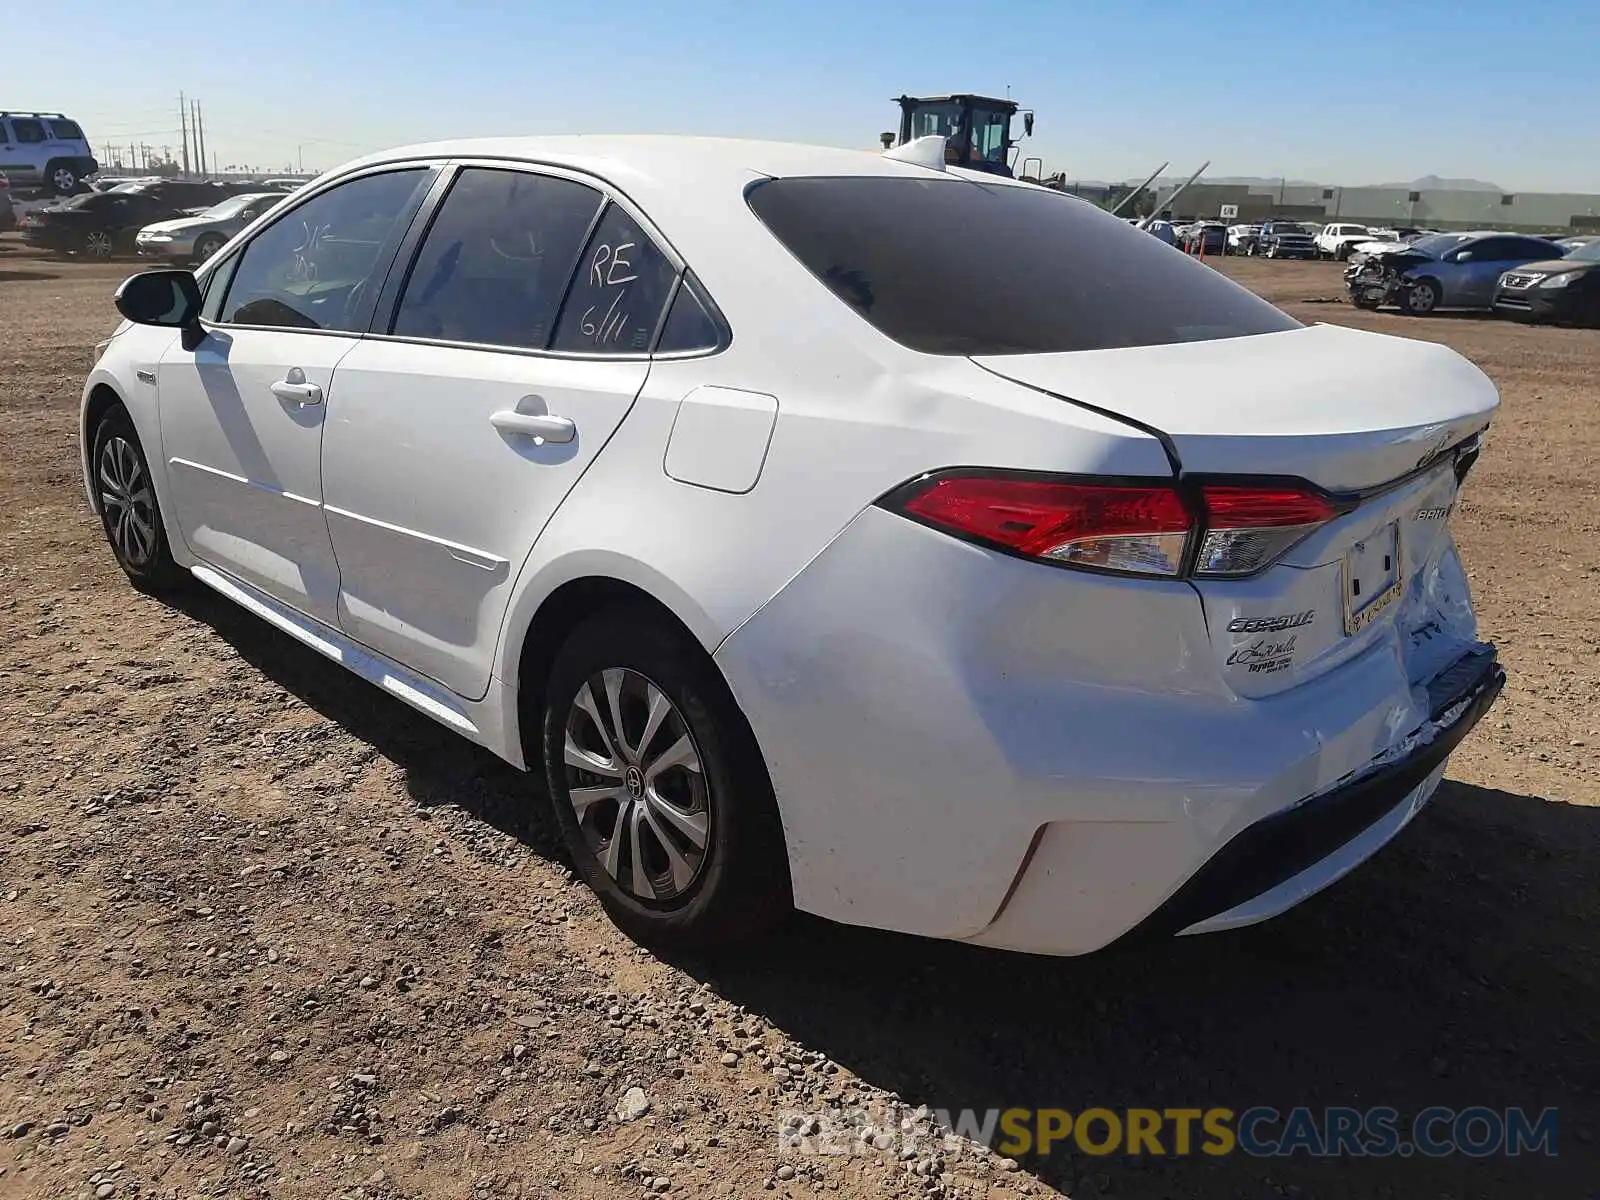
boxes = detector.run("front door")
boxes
[1452,237,1521,307]
[319,166,680,698]
[156,166,434,624]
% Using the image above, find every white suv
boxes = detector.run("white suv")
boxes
[0,111,99,193]
[1316,223,1375,261]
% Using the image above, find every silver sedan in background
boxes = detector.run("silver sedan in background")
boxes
[134,192,288,265]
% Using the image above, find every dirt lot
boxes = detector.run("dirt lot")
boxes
[1,244,1596,1200]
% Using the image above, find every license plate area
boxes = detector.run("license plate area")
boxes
[1343,521,1402,635]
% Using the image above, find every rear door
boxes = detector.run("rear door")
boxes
[319,164,681,699]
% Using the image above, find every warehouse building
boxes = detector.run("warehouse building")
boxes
[1153,182,1600,233]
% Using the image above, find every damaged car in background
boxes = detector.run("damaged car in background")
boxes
[1345,231,1566,315]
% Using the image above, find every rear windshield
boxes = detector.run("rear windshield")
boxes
[747,177,1298,356]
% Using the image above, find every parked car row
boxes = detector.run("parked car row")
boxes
[1344,231,1599,326]
[1173,220,1442,260]
[18,181,290,261]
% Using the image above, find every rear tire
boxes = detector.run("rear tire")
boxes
[541,606,792,951]
[48,161,79,194]
[91,406,186,593]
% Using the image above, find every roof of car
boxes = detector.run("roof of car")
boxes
[338,134,1004,197]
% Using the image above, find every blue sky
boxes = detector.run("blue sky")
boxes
[15,0,1600,191]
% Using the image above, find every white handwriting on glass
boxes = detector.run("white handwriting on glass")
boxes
[578,241,641,344]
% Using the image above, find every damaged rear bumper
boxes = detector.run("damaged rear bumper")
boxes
[1127,645,1504,942]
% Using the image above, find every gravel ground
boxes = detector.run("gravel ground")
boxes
[1,242,1596,1200]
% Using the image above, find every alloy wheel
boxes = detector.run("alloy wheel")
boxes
[52,167,76,191]
[85,231,113,259]
[98,435,156,566]
[562,668,712,901]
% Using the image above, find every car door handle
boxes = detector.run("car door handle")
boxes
[490,410,576,444]
[270,368,323,406]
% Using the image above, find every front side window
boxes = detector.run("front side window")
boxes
[549,205,679,354]
[1463,238,1515,261]
[219,169,429,332]
[748,176,1299,356]
[392,168,602,349]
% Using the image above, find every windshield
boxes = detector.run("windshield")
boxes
[1410,234,1473,257]
[109,182,144,193]
[1567,240,1600,263]
[747,177,1300,356]
[1274,223,1313,235]
[60,193,103,210]
[197,195,257,219]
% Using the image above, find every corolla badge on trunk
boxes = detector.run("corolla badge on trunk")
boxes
[1226,610,1316,634]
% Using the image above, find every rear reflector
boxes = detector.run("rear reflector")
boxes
[890,475,1192,576]
[884,472,1345,579]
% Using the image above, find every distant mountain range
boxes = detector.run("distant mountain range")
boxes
[1111,173,1506,192]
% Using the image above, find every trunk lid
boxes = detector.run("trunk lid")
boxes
[974,322,1498,697]
[971,322,1495,492]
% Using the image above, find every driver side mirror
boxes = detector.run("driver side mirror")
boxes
[1023,112,1035,137]
[115,269,203,346]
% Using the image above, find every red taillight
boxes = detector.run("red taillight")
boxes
[885,473,1345,579]
[1194,484,1338,577]
[892,474,1192,576]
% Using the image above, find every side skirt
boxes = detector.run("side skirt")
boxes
[188,563,526,769]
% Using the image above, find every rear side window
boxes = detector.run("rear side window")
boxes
[11,118,46,144]
[49,119,84,140]
[748,177,1299,355]
[550,205,678,354]
[655,276,723,354]
[1510,238,1559,258]
[392,168,603,349]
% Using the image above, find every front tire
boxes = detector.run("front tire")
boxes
[1401,277,1442,316]
[91,406,185,592]
[193,233,225,264]
[542,606,791,950]
[83,230,114,259]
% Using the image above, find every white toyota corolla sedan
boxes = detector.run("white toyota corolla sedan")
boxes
[81,135,1503,955]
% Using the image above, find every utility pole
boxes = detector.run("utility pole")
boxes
[192,99,207,177]
[179,92,190,177]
